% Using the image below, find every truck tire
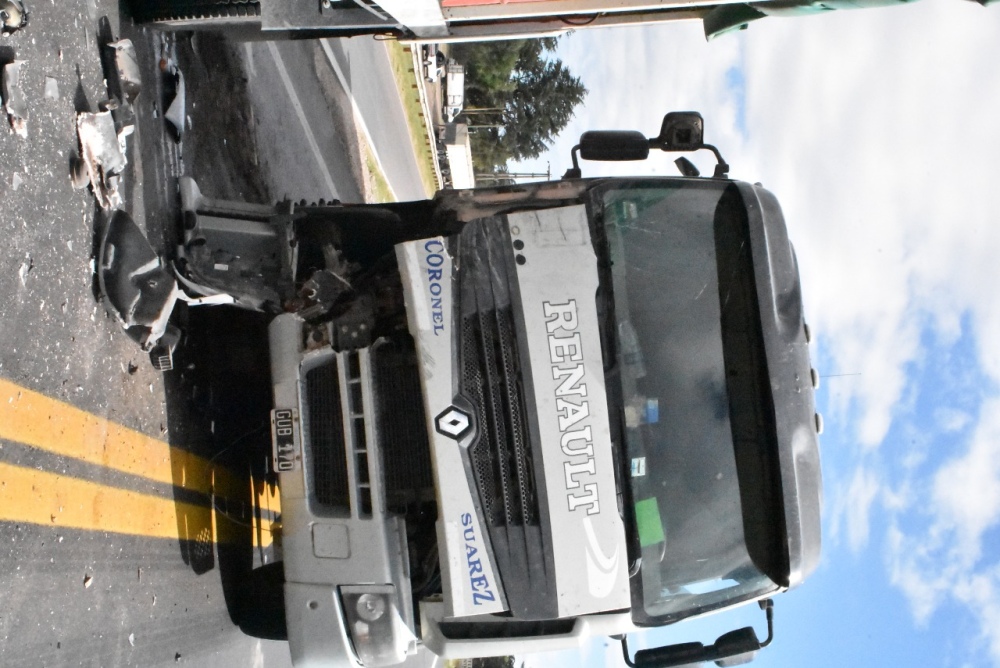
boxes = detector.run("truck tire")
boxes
[126,0,261,26]
[238,561,288,641]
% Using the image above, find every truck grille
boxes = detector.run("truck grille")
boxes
[371,340,434,506]
[303,343,433,517]
[304,359,350,511]
[457,218,554,619]
[461,307,537,528]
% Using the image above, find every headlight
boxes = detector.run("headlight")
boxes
[340,586,409,667]
[355,593,387,622]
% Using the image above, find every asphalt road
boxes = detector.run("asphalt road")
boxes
[0,4,424,666]
[327,37,429,202]
[208,35,426,204]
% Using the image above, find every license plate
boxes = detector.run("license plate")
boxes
[271,409,299,472]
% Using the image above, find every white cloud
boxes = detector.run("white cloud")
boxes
[886,523,943,624]
[887,528,1000,662]
[931,398,1000,558]
[954,569,1000,663]
[885,400,1000,661]
[829,465,882,554]
[845,467,881,554]
[936,407,972,434]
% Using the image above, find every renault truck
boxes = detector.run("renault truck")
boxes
[148,112,823,667]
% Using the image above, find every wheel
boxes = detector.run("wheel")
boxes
[238,561,287,641]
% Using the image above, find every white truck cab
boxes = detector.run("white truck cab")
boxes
[165,112,822,668]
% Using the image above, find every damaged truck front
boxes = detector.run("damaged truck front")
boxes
[168,113,823,668]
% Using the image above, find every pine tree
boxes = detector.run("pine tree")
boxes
[452,39,586,172]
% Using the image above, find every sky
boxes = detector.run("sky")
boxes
[515,1,1000,666]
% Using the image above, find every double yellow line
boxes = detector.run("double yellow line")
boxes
[0,378,279,546]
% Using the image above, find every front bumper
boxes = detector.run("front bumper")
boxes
[269,313,418,667]
[285,583,359,668]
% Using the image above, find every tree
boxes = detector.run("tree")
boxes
[470,656,515,668]
[451,39,586,172]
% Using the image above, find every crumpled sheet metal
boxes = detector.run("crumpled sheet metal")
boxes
[2,60,28,138]
[76,110,126,209]
[163,66,185,141]
[108,38,141,105]
[98,209,180,352]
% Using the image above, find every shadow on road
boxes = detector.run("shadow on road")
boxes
[114,19,285,636]
[163,305,280,631]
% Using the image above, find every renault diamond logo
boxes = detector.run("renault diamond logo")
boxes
[435,406,472,440]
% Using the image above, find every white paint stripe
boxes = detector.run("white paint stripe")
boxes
[265,42,339,198]
[318,39,398,202]
[243,42,257,78]
[251,640,265,668]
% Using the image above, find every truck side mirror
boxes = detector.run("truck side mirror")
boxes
[562,110,729,179]
[621,599,774,668]
[653,112,705,151]
[712,627,762,665]
[564,130,651,178]
[626,627,761,668]
[579,130,651,162]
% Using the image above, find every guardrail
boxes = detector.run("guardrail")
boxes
[405,45,444,192]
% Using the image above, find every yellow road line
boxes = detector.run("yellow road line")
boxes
[0,378,241,498]
[252,476,282,550]
[0,460,239,543]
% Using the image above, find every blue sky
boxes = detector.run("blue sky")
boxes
[516,1,1000,665]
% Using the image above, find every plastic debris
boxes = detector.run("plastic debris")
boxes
[95,19,138,168]
[108,39,141,105]
[43,76,59,101]
[164,68,185,141]
[0,0,28,35]
[83,574,93,588]
[98,210,181,371]
[2,60,28,138]
[76,111,126,209]
[128,633,135,647]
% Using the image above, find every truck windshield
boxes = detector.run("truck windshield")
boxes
[599,181,783,625]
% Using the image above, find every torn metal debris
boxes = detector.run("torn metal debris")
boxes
[96,19,139,155]
[97,210,181,371]
[0,0,27,35]
[2,60,28,138]
[163,65,187,142]
[108,39,141,105]
[75,110,127,209]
